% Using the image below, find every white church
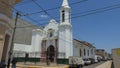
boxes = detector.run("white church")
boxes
[14,0,95,64]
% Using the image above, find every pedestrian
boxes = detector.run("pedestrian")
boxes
[12,58,17,68]
[0,62,2,68]
[1,60,6,68]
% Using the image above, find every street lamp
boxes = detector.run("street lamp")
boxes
[7,12,20,68]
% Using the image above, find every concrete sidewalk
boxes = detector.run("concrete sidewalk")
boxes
[12,62,69,68]
[95,61,112,68]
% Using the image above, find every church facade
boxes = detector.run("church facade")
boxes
[14,0,96,64]
[15,0,73,63]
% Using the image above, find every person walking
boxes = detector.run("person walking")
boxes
[12,58,17,68]
[0,60,6,68]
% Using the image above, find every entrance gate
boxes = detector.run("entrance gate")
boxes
[47,45,55,62]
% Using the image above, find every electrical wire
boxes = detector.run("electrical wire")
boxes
[22,0,88,16]
[31,0,59,22]
[18,3,120,28]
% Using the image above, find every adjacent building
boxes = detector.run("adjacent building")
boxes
[95,49,110,60]
[73,39,96,60]
[0,0,21,64]
[112,48,120,68]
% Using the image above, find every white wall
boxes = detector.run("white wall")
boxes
[73,44,79,57]
[82,45,95,59]
[31,29,43,52]
[14,43,31,52]
[58,25,73,58]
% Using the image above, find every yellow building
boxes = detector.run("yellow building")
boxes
[112,48,120,68]
[0,0,21,64]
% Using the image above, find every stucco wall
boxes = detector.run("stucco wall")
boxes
[14,43,31,52]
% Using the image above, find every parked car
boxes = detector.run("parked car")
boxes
[94,59,98,63]
[89,58,95,64]
[83,59,91,65]
[69,56,85,68]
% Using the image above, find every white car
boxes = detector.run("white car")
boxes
[69,57,85,67]
[83,59,91,65]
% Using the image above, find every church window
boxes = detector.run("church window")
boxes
[50,32,53,37]
[88,50,89,56]
[69,11,70,22]
[91,49,93,55]
[48,29,54,37]
[62,10,65,22]
[84,49,86,56]
[80,49,82,57]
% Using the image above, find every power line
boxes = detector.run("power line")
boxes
[0,0,88,28]
[71,3,120,19]
[22,0,88,16]
[31,0,59,22]
[0,0,92,46]
[2,0,120,28]
[17,3,120,28]
[23,2,120,24]
[1,1,47,28]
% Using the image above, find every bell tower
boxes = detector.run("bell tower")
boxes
[58,0,73,58]
[60,0,71,25]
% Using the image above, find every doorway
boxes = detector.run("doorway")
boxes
[47,45,55,62]
[1,34,10,61]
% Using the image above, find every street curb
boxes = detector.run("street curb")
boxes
[17,65,69,68]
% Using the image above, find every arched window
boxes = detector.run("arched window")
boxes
[79,49,82,57]
[91,49,93,55]
[50,32,53,37]
[48,29,54,37]
[84,49,86,56]
[88,50,89,56]
[69,11,71,22]
[62,10,65,22]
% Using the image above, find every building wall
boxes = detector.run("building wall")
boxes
[96,49,107,59]
[73,40,82,57]
[0,0,14,17]
[81,44,95,59]
[0,0,21,17]
[0,16,13,63]
[73,43,80,57]
[58,25,73,58]
[0,0,18,63]
[112,48,120,68]
[73,39,95,60]
[31,29,43,52]
[14,43,31,52]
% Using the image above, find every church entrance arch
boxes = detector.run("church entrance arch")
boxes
[47,45,55,62]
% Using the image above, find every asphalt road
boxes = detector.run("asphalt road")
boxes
[82,61,105,68]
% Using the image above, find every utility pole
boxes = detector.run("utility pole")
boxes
[7,12,20,68]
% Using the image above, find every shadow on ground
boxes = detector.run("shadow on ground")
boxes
[111,62,114,68]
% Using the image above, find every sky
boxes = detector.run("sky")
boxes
[14,0,120,53]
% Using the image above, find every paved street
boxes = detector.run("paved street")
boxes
[82,61,106,68]
[95,61,112,68]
